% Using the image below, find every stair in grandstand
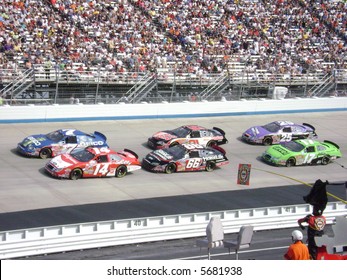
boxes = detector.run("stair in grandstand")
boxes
[117,73,157,103]
[310,73,336,97]
[199,74,230,101]
[0,69,35,101]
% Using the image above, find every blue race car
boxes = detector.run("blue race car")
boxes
[17,129,108,159]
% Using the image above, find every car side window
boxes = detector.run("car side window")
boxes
[65,136,77,144]
[317,145,326,151]
[189,151,199,158]
[306,146,315,153]
[97,155,108,163]
[190,131,200,138]
[282,127,292,133]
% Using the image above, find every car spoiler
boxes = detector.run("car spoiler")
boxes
[123,149,139,159]
[303,123,316,131]
[211,145,226,155]
[213,127,226,135]
[323,140,340,149]
[94,131,107,141]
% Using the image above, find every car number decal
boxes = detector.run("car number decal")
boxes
[93,163,110,175]
[186,158,202,169]
[303,153,316,164]
[280,133,292,141]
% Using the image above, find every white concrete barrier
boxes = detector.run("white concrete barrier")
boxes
[1,97,347,123]
[1,202,346,259]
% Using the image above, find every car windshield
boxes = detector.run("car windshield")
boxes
[165,145,187,160]
[46,130,65,142]
[170,127,190,138]
[262,122,281,133]
[70,148,95,162]
[280,141,305,152]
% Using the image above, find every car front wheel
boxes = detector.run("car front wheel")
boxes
[286,158,296,167]
[39,148,52,159]
[165,163,176,174]
[70,168,83,180]
[263,137,273,146]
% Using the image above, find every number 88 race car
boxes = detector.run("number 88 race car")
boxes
[142,143,229,173]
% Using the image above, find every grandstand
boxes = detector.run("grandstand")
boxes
[0,0,346,105]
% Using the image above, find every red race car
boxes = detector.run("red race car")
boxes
[45,147,141,180]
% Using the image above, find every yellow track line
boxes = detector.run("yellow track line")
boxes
[253,167,347,204]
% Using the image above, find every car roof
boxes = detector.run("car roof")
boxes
[182,125,207,131]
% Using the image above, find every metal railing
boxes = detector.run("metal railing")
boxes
[1,202,346,259]
[1,66,346,106]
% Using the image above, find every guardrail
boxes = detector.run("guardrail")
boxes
[1,202,346,259]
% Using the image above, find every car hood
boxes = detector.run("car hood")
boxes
[244,126,270,137]
[147,149,174,162]
[265,145,291,157]
[49,154,79,168]
[19,134,53,148]
[151,131,177,141]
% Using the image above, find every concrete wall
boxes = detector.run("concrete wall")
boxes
[1,97,347,123]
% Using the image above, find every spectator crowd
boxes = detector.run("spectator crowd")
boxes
[0,0,346,77]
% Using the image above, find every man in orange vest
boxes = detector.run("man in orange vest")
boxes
[284,230,310,260]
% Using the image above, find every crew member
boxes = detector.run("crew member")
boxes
[284,230,310,260]
[298,207,326,260]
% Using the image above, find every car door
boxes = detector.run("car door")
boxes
[280,127,292,142]
[185,150,203,171]
[57,135,78,154]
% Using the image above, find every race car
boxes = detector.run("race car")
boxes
[147,125,228,149]
[17,129,108,159]
[242,121,317,145]
[262,139,342,167]
[45,146,141,179]
[142,143,229,173]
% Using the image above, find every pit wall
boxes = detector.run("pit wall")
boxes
[1,97,347,123]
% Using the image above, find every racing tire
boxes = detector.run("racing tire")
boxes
[169,142,179,148]
[263,137,273,146]
[207,141,217,147]
[39,148,52,159]
[116,165,127,178]
[165,163,176,174]
[205,161,216,172]
[70,168,83,180]
[286,158,296,167]
[321,156,330,165]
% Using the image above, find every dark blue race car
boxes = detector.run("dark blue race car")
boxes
[17,129,108,159]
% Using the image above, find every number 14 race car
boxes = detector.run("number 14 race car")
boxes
[142,143,229,173]
[45,147,141,179]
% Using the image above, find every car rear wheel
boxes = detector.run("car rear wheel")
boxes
[321,156,330,165]
[205,161,216,172]
[116,165,127,178]
[165,163,176,174]
[286,158,296,167]
[70,168,83,180]
[39,148,52,159]
[263,137,273,146]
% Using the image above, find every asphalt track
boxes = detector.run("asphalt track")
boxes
[1,112,347,260]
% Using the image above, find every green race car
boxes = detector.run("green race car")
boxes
[262,139,342,167]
